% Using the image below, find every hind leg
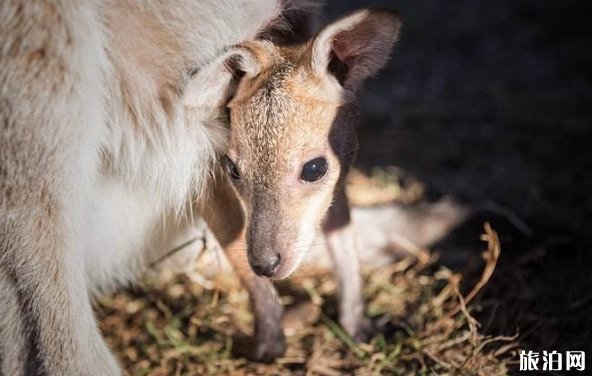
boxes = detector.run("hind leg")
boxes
[0,218,122,376]
[323,187,370,342]
[0,1,121,374]
[0,272,29,376]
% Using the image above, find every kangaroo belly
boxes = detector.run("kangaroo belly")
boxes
[82,177,164,292]
[81,174,209,294]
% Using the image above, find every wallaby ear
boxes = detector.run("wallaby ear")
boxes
[183,46,260,112]
[311,8,401,88]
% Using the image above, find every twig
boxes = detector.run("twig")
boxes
[443,223,501,320]
[148,237,201,268]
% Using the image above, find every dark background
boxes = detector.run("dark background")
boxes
[323,0,592,368]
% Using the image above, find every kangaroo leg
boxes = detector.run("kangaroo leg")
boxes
[0,272,29,376]
[0,1,121,374]
[200,173,286,362]
[0,221,121,376]
[323,186,370,342]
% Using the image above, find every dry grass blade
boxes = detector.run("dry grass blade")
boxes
[410,223,514,376]
[442,222,501,321]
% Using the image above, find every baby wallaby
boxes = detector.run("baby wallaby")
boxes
[196,9,401,361]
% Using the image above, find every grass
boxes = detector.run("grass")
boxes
[96,218,518,376]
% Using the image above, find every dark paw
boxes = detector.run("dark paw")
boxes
[233,330,286,363]
[343,316,374,344]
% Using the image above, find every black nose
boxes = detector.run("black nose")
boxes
[250,253,281,277]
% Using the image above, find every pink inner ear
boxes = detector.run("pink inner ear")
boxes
[329,24,386,83]
[331,38,351,65]
[313,9,400,86]
[333,24,385,63]
[332,30,367,68]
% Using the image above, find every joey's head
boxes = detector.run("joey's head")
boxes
[187,9,400,279]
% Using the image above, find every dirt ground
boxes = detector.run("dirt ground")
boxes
[98,1,592,375]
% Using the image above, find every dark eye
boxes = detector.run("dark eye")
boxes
[301,157,328,183]
[222,155,240,180]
